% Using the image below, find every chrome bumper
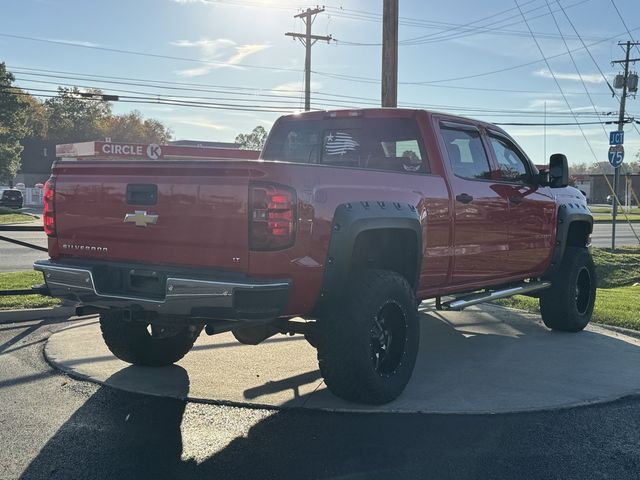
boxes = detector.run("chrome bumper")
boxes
[34,260,290,321]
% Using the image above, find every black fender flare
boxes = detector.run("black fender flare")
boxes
[313,201,423,313]
[546,203,593,277]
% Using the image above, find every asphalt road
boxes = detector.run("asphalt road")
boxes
[591,222,639,248]
[0,221,637,272]
[0,230,47,272]
[2,318,640,479]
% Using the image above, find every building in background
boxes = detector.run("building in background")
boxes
[14,139,258,187]
[14,139,56,188]
[575,174,640,204]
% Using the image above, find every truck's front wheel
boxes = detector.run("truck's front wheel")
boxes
[100,310,201,366]
[540,247,596,332]
[317,269,419,405]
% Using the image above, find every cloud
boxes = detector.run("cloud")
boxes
[534,69,606,84]
[175,66,215,78]
[227,44,271,66]
[171,38,270,77]
[171,117,228,131]
[272,80,322,95]
[528,99,565,110]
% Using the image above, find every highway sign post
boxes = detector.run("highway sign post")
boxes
[609,130,624,146]
[608,145,625,168]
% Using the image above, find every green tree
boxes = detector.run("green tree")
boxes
[44,87,112,144]
[19,94,48,139]
[102,110,172,144]
[235,125,268,150]
[0,63,33,183]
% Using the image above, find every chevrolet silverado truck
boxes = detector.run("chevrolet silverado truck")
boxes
[35,108,596,405]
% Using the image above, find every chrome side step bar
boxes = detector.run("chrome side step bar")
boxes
[439,281,551,311]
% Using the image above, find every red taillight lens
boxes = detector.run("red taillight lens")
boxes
[43,176,56,237]
[250,183,296,250]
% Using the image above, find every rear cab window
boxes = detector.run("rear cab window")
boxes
[262,117,430,174]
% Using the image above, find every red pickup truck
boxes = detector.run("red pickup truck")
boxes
[35,108,595,405]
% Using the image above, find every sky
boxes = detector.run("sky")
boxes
[1,0,640,167]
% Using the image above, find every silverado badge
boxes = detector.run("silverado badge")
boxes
[123,211,159,227]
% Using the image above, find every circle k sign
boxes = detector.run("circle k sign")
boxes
[146,143,162,160]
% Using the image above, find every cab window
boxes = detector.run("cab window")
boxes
[440,126,492,180]
[489,135,531,182]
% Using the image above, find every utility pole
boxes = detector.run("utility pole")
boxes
[610,40,639,250]
[285,7,332,111]
[381,0,399,107]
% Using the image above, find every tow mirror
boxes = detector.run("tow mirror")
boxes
[548,153,569,188]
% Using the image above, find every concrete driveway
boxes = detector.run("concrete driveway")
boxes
[45,303,640,414]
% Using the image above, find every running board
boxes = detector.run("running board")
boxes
[440,281,551,311]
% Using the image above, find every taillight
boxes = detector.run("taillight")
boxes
[43,176,56,237]
[250,183,296,250]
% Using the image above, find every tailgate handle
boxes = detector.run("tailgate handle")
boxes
[127,184,157,205]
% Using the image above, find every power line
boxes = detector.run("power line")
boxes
[515,0,639,243]
[7,64,622,117]
[4,22,638,88]
[496,120,631,126]
[554,0,617,97]
[2,81,619,123]
[316,24,640,86]
[326,0,605,46]
[8,64,614,98]
[396,0,595,46]
[0,32,301,74]
[609,0,640,57]
[545,0,611,140]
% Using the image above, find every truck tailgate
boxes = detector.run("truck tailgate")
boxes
[52,161,251,271]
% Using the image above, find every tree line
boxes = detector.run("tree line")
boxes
[0,62,172,183]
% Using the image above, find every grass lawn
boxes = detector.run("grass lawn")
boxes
[590,206,639,214]
[0,271,59,310]
[590,206,640,222]
[496,246,640,330]
[0,207,37,225]
[592,214,640,223]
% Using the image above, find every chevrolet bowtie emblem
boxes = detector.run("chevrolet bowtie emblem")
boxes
[123,211,159,227]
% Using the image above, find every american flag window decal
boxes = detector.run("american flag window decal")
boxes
[323,130,360,157]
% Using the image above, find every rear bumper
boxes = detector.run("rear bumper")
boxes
[34,259,291,322]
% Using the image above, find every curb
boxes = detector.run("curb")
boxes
[0,306,76,324]
[593,322,640,340]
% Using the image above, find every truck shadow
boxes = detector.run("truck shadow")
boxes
[18,309,640,479]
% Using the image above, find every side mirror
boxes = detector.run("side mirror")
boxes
[548,153,569,188]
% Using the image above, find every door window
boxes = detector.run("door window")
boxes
[489,136,530,182]
[440,126,492,180]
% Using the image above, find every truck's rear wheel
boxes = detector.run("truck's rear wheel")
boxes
[99,310,201,366]
[540,247,596,332]
[316,269,419,405]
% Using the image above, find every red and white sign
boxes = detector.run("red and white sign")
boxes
[56,141,259,161]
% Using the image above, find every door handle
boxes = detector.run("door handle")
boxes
[509,196,523,205]
[456,193,473,204]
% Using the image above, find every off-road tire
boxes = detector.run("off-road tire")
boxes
[540,247,596,332]
[100,310,201,366]
[316,269,419,405]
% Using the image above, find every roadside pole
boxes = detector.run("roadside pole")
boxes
[285,8,332,111]
[381,0,398,107]
[610,41,639,251]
